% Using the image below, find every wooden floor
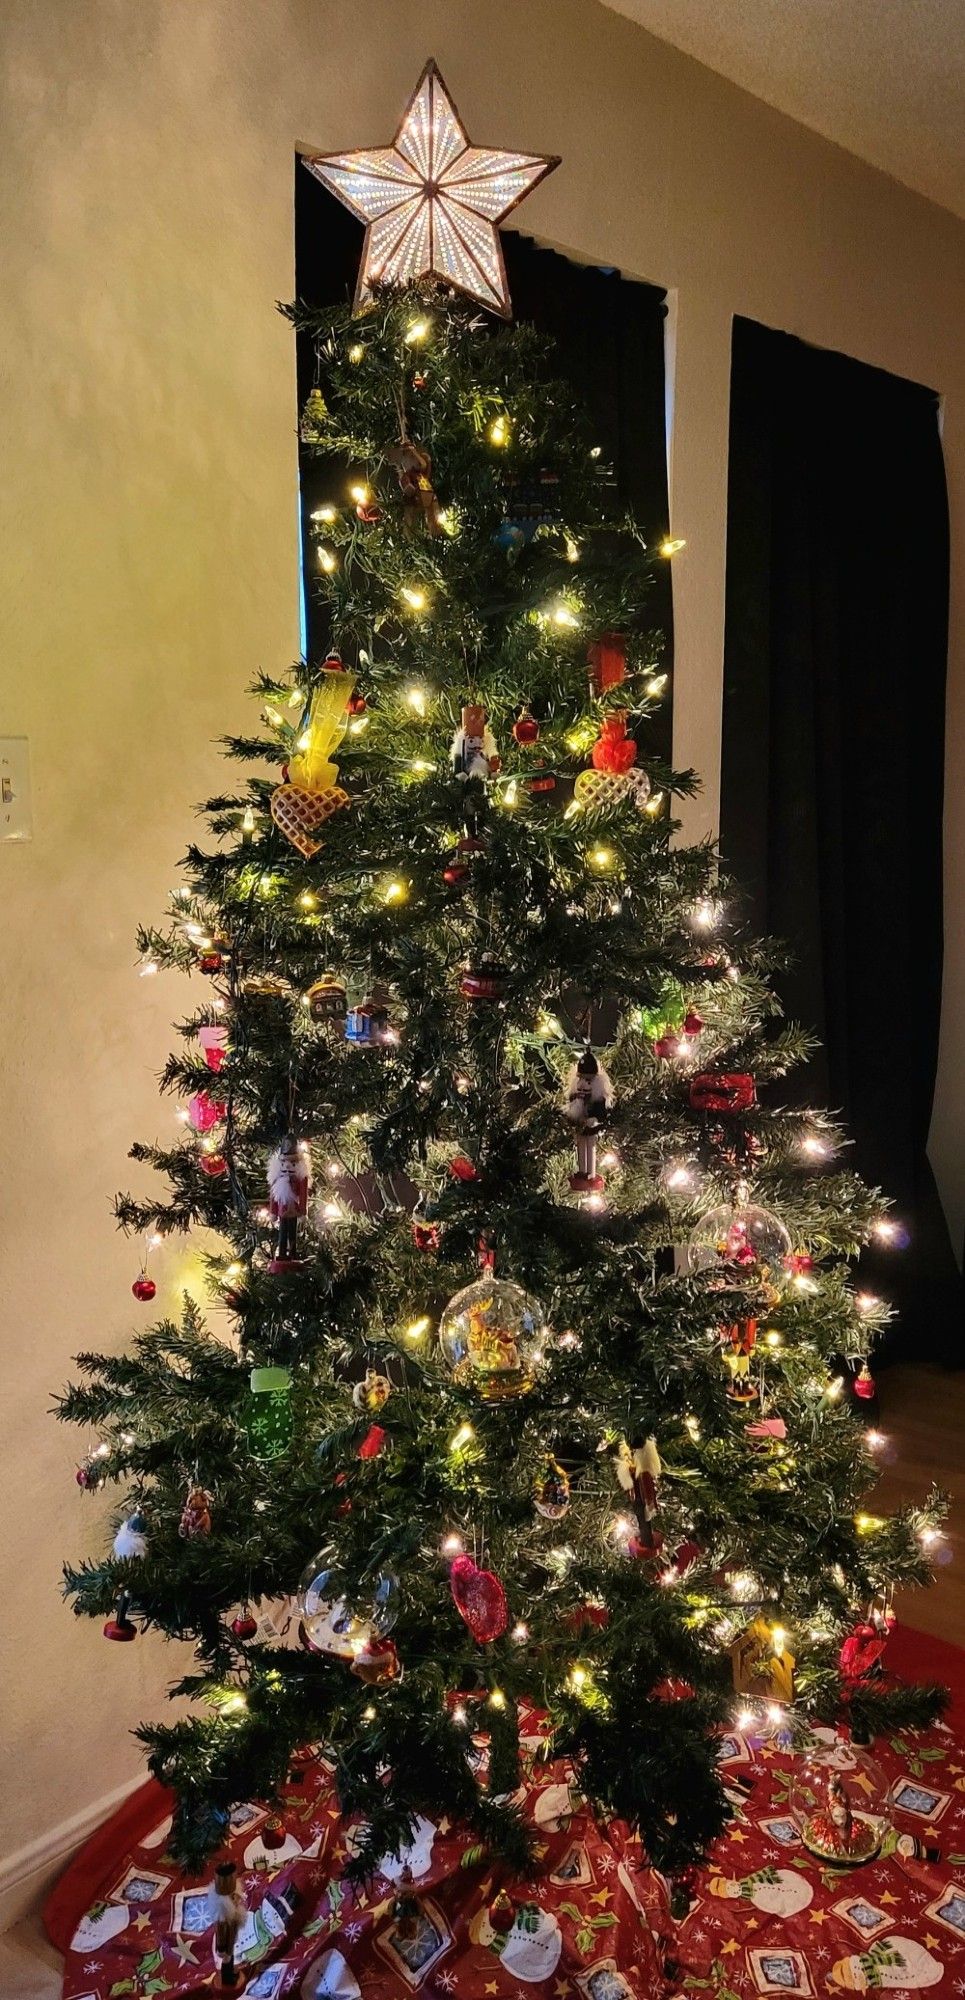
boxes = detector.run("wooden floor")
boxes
[4,1364,964,1994]
[874,1363,965,1643]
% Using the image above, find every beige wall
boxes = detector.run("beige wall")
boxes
[2,0,963,1879]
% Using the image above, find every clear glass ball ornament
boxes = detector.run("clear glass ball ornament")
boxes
[438,1278,547,1400]
[296,1552,399,1657]
[790,1731,889,1864]
[687,1203,791,1280]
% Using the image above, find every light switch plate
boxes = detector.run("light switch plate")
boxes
[0,738,32,841]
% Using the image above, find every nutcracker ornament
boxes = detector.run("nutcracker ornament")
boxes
[450,704,499,780]
[563,1047,615,1193]
[267,1135,312,1272]
[614,1436,663,1556]
[207,1858,247,1990]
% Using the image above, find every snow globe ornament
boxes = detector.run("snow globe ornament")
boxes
[439,1278,547,1400]
[688,1202,791,1281]
[296,1552,399,1658]
[790,1731,888,1865]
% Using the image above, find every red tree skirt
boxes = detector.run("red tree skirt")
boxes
[46,1633,965,1999]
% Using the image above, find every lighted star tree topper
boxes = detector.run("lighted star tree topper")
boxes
[303,58,560,318]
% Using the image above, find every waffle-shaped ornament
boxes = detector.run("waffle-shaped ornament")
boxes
[270,664,353,855]
[573,765,651,813]
[270,778,347,858]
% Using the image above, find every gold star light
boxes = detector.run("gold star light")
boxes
[303,59,559,319]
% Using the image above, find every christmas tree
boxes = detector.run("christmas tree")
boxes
[58,83,945,1891]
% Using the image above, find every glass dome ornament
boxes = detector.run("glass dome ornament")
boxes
[438,1278,547,1400]
[687,1203,791,1282]
[296,1553,399,1657]
[790,1730,889,1864]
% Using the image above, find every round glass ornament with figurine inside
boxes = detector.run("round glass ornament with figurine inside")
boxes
[296,1552,399,1657]
[790,1731,889,1864]
[439,1278,548,1401]
[688,1203,791,1282]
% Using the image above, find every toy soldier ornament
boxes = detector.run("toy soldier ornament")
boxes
[207,1858,247,1989]
[563,1047,614,1192]
[267,1135,312,1272]
[614,1436,663,1556]
[450,703,499,838]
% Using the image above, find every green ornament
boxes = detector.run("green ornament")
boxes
[639,982,686,1042]
[245,1365,293,1461]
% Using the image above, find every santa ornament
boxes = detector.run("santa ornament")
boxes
[267,1135,312,1272]
[563,1047,615,1192]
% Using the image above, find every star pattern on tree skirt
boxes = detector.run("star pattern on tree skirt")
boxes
[303,59,559,317]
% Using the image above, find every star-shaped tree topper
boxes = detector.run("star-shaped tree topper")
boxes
[303,59,560,319]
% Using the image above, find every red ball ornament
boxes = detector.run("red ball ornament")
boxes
[198,951,224,976]
[449,1554,508,1644]
[132,1273,156,1303]
[683,1011,704,1037]
[591,710,637,774]
[443,861,470,887]
[231,1612,258,1640]
[412,1219,441,1253]
[321,651,344,673]
[528,763,557,795]
[199,1152,228,1178]
[653,1034,678,1061]
[786,1250,815,1276]
[512,709,540,746]
[346,691,367,715]
[853,1361,876,1402]
[449,1154,479,1183]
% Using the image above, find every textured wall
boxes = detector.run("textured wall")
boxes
[1,0,963,1871]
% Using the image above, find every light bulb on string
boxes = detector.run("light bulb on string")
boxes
[318,548,337,573]
[401,585,427,611]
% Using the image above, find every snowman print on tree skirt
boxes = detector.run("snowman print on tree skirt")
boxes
[827,1934,944,1989]
[708,1866,813,1916]
[471,1900,563,1983]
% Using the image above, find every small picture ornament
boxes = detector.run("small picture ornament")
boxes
[534,1453,571,1520]
[587,631,627,692]
[731,1615,795,1702]
[179,1484,213,1539]
[352,1368,391,1413]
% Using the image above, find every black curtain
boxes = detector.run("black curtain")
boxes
[293,169,673,760]
[721,314,961,1363]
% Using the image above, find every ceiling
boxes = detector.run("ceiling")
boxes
[604,0,965,219]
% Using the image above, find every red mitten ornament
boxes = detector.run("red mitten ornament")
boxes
[449,1554,508,1643]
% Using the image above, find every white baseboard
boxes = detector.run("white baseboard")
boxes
[0,1775,143,1934]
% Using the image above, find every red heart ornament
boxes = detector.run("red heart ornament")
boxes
[449,1554,508,1643]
